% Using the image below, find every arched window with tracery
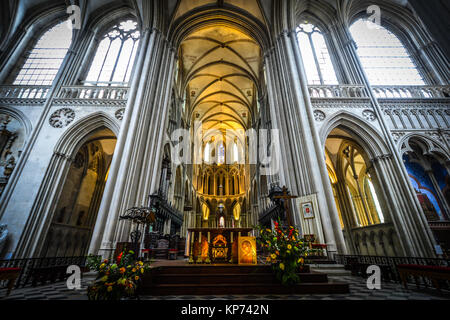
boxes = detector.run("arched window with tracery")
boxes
[85,20,140,86]
[13,21,72,85]
[349,19,425,85]
[296,23,338,85]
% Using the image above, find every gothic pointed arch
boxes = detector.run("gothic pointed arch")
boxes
[14,112,118,258]
[319,111,390,158]
[54,111,120,158]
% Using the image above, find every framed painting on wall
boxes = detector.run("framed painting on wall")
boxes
[238,237,257,265]
[301,201,315,219]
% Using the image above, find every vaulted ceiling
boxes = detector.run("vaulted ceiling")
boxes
[180,25,261,139]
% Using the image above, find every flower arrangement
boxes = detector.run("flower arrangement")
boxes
[257,221,310,286]
[87,250,149,300]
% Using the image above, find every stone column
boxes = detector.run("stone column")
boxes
[425,169,450,220]
[334,18,437,257]
[0,40,81,258]
[89,27,177,254]
[263,29,346,254]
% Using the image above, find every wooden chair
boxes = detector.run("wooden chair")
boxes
[397,264,450,291]
[0,267,21,296]
[153,239,169,259]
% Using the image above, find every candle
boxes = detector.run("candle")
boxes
[199,231,202,243]
[231,232,233,243]
[191,231,194,243]
[207,232,210,242]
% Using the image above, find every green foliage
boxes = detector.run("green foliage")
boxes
[86,254,102,272]
[256,221,311,286]
[87,250,150,300]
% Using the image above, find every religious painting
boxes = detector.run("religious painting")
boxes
[238,237,257,265]
[301,201,315,219]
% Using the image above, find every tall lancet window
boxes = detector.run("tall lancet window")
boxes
[14,22,72,85]
[217,142,225,164]
[204,142,211,163]
[349,19,425,85]
[296,23,338,85]
[85,20,140,86]
[233,142,239,163]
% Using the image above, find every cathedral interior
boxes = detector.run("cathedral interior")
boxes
[0,0,448,267]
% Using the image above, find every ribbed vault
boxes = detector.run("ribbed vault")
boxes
[180,25,261,142]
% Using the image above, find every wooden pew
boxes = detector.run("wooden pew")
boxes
[0,267,21,296]
[397,264,450,291]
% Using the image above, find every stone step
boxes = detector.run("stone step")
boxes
[310,264,352,276]
[148,272,328,285]
[141,264,350,295]
[141,282,350,296]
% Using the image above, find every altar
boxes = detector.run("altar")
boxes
[187,228,254,264]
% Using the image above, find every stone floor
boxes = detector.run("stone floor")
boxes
[1,272,448,300]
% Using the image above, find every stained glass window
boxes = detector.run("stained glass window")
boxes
[85,20,140,86]
[296,23,338,85]
[349,19,425,86]
[14,22,72,85]
[218,142,225,164]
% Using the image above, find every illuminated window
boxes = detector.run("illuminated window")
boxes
[204,142,210,163]
[296,23,338,85]
[85,20,140,86]
[349,19,425,85]
[14,22,72,85]
[367,179,385,224]
[233,142,239,163]
[218,143,225,164]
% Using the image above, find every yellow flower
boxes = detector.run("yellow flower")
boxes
[266,229,272,233]
[119,267,126,274]
[266,256,272,262]
[275,250,280,256]
[100,263,106,269]
[141,268,145,274]
[135,276,139,281]
[107,286,113,292]
[132,268,136,273]
[287,244,292,250]
[138,261,144,266]
[271,254,277,260]
[298,258,304,264]
[279,263,285,271]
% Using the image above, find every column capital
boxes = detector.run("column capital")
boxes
[370,154,393,164]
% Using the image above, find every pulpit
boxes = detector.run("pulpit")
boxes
[188,228,252,264]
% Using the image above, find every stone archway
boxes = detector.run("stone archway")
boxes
[41,127,117,257]
[324,125,399,256]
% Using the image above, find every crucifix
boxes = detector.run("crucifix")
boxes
[273,186,298,227]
